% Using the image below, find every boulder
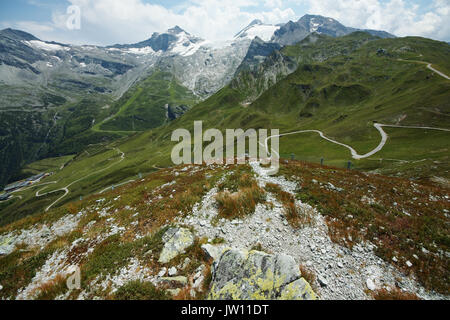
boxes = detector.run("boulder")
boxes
[158,228,194,263]
[208,248,317,300]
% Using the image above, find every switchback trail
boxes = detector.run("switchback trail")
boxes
[397,59,450,80]
[264,123,450,161]
[36,147,125,211]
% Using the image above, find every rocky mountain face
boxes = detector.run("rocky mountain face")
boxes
[231,16,395,104]
[0,28,158,188]
[0,15,395,106]
[109,26,203,53]
[232,31,384,103]
[0,28,153,103]
[272,14,394,45]
[231,50,297,103]
[234,37,282,75]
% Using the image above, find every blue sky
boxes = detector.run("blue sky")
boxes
[0,0,448,45]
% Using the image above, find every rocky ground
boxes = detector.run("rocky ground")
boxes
[177,161,447,300]
[0,162,448,300]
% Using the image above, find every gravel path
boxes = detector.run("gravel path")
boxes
[177,162,447,300]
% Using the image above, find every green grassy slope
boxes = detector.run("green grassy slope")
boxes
[96,71,198,132]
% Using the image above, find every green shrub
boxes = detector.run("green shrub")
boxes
[114,280,170,300]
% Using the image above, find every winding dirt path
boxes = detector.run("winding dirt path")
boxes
[36,147,125,211]
[264,123,450,160]
[397,59,450,80]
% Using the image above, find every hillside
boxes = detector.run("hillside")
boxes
[95,71,198,132]
[0,160,448,300]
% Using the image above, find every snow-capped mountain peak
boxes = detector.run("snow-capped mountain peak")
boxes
[168,28,207,57]
[234,19,280,42]
[167,25,185,35]
[108,26,206,57]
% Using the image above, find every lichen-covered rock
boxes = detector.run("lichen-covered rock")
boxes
[0,237,14,256]
[279,278,316,300]
[208,248,317,300]
[158,227,194,263]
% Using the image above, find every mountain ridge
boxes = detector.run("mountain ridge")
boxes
[0,14,431,190]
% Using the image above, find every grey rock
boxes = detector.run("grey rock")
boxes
[159,227,194,263]
[318,275,328,287]
[158,268,167,277]
[168,267,177,276]
[208,248,316,300]
[366,278,376,291]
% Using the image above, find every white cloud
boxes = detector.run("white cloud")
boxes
[3,0,449,45]
[15,0,295,45]
[306,0,450,41]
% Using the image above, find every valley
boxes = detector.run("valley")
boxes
[0,13,448,301]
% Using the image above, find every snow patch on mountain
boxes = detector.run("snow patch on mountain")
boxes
[309,18,321,33]
[235,20,280,42]
[126,46,156,55]
[170,31,207,57]
[23,40,69,52]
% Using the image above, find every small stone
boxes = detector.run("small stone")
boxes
[168,267,177,276]
[318,275,328,287]
[159,228,194,263]
[366,278,376,291]
[182,257,191,269]
[158,268,167,277]
[337,262,344,268]
[392,256,398,263]
[406,261,413,268]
